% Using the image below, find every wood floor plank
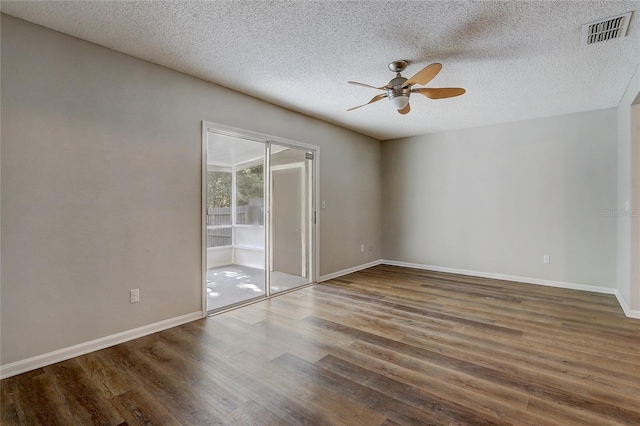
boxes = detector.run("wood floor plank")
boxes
[130,336,249,414]
[157,326,247,383]
[228,372,336,425]
[2,265,638,425]
[312,284,525,337]
[225,308,353,363]
[315,290,639,391]
[323,344,566,426]
[116,341,234,425]
[302,313,640,424]
[248,352,387,425]
[270,352,452,426]
[313,353,511,426]
[46,360,126,425]
[228,400,288,426]
[344,340,631,426]
[110,387,182,426]
[324,274,640,362]
[75,350,140,399]
[0,377,19,424]
[5,371,77,426]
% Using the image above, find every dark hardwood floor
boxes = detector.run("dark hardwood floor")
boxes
[2,265,640,425]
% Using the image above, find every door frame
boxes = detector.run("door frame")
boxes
[201,121,320,317]
[269,162,307,278]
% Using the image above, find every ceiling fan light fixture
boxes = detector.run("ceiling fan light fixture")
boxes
[347,61,465,114]
[389,94,410,110]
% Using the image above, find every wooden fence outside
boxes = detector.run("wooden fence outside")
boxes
[206,202,263,247]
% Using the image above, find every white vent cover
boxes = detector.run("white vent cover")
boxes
[582,12,633,45]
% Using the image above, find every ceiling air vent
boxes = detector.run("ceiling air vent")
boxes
[582,12,633,45]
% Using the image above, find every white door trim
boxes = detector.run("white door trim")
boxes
[270,162,307,277]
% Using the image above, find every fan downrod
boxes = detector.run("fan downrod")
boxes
[388,60,408,73]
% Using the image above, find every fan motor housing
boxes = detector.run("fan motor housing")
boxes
[387,76,410,100]
[389,75,407,87]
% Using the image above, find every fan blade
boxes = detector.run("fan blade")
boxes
[412,87,466,99]
[347,93,388,111]
[398,103,410,115]
[348,81,386,90]
[403,63,442,87]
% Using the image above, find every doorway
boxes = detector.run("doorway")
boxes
[202,123,317,314]
[270,144,314,294]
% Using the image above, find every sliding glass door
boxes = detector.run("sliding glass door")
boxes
[270,144,314,294]
[206,134,266,311]
[204,124,316,313]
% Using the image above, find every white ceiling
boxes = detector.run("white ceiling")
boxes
[2,1,639,140]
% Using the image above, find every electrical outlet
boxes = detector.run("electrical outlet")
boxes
[321,200,326,210]
[130,288,140,303]
[543,255,550,264]
[360,244,365,253]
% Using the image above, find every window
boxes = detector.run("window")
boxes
[235,164,264,225]
[206,168,232,247]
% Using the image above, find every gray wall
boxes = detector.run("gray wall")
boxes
[0,15,382,365]
[617,61,640,312]
[382,109,618,288]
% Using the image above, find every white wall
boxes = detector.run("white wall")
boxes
[382,109,618,289]
[617,62,640,313]
[0,15,382,366]
[206,247,233,269]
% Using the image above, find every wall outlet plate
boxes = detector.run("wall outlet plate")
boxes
[130,288,140,303]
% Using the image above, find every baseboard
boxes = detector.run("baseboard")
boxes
[319,259,382,282]
[381,259,618,295]
[614,290,640,319]
[0,311,203,380]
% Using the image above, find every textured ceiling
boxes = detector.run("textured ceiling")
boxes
[2,1,639,140]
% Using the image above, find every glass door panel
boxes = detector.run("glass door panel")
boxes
[269,144,314,293]
[206,132,266,312]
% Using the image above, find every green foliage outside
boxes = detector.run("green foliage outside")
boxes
[207,165,263,209]
[207,171,232,208]
[236,165,264,205]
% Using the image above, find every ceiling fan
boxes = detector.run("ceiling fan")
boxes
[347,60,465,115]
